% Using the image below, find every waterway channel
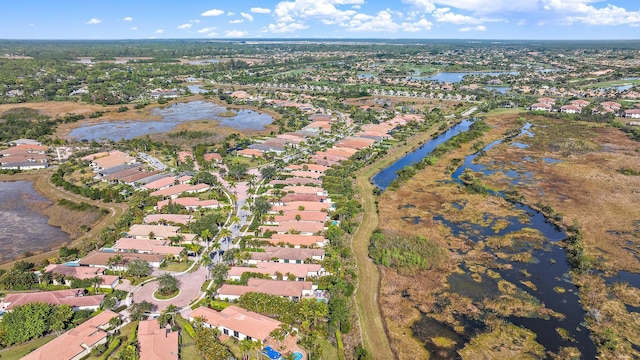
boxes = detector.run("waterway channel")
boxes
[372,121,598,357]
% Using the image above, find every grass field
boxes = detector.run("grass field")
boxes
[0,334,57,360]
[583,78,640,88]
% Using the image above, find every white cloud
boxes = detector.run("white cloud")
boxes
[226,30,249,37]
[267,22,309,33]
[178,23,192,29]
[190,19,201,24]
[432,7,499,24]
[123,17,133,22]
[241,12,254,22]
[130,27,137,31]
[433,0,537,14]
[402,0,436,13]
[86,18,101,25]
[540,1,640,26]
[201,9,224,16]
[459,25,486,31]
[227,12,235,16]
[198,27,217,33]
[229,19,244,24]
[343,9,431,32]
[155,29,164,34]
[274,0,359,24]
[205,31,219,37]
[251,7,272,14]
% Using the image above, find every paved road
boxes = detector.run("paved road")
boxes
[131,267,208,312]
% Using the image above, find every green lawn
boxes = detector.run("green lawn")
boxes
[162,260,193,272]
[584,78,640,88]
[0,334,57,360]
[176,315,203,360]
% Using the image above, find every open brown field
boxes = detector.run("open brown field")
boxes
[375,110,640,358]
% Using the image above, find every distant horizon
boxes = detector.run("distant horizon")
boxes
[2,0,640,41]
[2,37,640,42]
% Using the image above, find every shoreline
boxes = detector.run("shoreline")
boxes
[0,171,127,269]
[55,93,282,141]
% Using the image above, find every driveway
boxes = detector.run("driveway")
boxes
[132,267,208,313]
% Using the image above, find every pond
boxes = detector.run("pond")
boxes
[374,122,598,357]
[0,181,70,262]
[409,71,520,83]
[68,100,274,141]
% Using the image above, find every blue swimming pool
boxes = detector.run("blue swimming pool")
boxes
[262,346,281,360]
[292,351,303,360]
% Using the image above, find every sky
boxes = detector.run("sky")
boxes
[2,0,640,40]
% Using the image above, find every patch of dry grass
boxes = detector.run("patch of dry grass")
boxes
[459,323,546,360]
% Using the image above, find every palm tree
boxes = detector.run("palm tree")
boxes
[107,254,124,276]
[90,276,103,293]
[239,338,253,360]
[200,228,213,244]
[231,215,241,230]
[219,228,233,244]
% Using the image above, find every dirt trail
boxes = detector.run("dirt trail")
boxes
[0,170,127,269]
[352,120,456,359]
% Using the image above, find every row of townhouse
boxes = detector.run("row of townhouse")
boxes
[530,98,640,118]
[0,141,48,170]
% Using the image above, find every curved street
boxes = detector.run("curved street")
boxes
[131,267,208,312]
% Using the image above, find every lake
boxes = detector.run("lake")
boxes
[68,100,274,141]
[410,71,520,83]
[0,181,70,262]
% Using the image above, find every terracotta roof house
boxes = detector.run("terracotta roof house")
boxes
[143,176,178,191]
[570,99,590,107]
[269,178,323,186]
[157,197,219,211]
[280,193,327,203]
[177,151,193,164]
[237,149,264,158]
[21,310,119,360]
[79,250,166,269]
[216,278,315,301]
[600,101,621,111]
[270,201,333,213]
[288,170,324,180]
[560,105,582,114]
[267,234,327,247]
[44,264,119,289]
[285,164,330,174]
[203,152,223,163]
[138,319,179,360]
[326,147,359,156]
[150,183,210,199]
[189,305,283,343]
[624,109,640,118]
[127,224,182,240]
[113,238,184,257]
[530,103,553,112]
[272,211,328,224]
[143,214,194,225]
[246,247,325,264]
[89,150,135,171]
[281,185,327,196]
[537,97,556,105]
[260,221,325,235]
[1,289,104,311]
[227,262,324,281]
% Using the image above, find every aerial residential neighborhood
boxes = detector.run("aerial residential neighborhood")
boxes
[1,1,640,359]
